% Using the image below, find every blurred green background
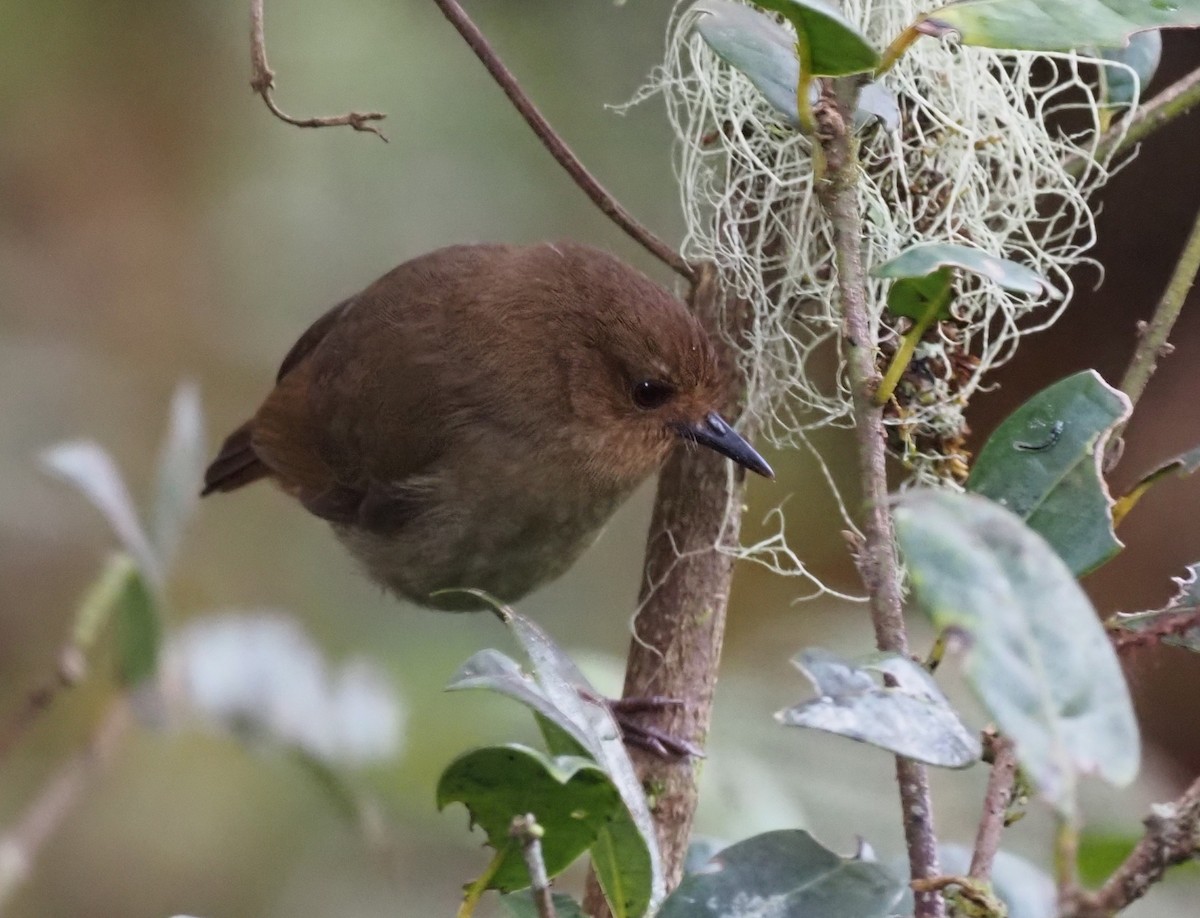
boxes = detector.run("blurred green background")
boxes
[3,2,1200,916]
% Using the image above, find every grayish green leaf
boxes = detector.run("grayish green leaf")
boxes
[151,382,206,571]
[437,744,621,893]
[855,81,900,131]
[967,370,1131,575]
[1099,29,1162,108]
[918,0,1200,53]
[895,490,1140,815]
[776,648,980,768]
[873,242,1060,298]
[42,440,159,584]
[502,891,587,918]
[694,0,804,126]
[659,829,905,918]
[168,613,404,766]
[750,0,879,76]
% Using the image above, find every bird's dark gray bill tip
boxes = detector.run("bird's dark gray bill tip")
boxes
[675,412,774,479]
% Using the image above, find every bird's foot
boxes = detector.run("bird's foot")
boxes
[607,696,704,761]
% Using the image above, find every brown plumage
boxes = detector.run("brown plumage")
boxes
[204,242,771,610]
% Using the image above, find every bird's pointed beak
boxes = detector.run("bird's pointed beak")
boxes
[673,412,774,479]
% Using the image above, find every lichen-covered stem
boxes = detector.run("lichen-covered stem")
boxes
[816,85,945,918]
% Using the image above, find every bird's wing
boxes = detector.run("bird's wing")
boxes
[252,273,453,531]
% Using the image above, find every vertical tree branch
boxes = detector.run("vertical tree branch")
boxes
[583,263,751,914]
[815,89,944,918]
[1118,201,1200,412]
[429,0,694,282]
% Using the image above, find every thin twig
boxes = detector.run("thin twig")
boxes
[510,815,557,918]
[429,0,693,282]
[815,84,944,918]
[1065,774,1200,918]
[968,734,1018,880]
[0,698,132,910]
[249,0,388,140]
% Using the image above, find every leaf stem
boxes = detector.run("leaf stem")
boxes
[874,288,951,406]
[876,21,924,77]
[816,81,944,918]
[429,0,694,282]
[457,843,510,918]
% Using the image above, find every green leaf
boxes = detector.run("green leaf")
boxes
[775,648,981,768]
[42,440,160,585]
[917,0,1200,53]
[884,267,955,322]
[967,370,1131,575]
[1098,29,1162,109]
[750,0,879,76]
[894,490,1140,815]
[501,891,587,918]
[1112,563,1200,651]
[437,744,622,893]
[658,830,906,918]
[446,606,663,916]
[873,242,1060,298]
[114,567,161,687]
[150,382,206,571]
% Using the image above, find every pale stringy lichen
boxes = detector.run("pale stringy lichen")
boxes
[620,0,1136,587]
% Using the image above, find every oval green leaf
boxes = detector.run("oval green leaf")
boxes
[776,648,981,768]
[750,0,879,76]
[895,490,1140,815]
[659,830,906,918]
[967,370,1131,575]
[918,0,1200,52]
[115,567,161,687]
[437,744,622,893]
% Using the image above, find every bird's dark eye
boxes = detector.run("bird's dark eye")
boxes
[632,379,675,410]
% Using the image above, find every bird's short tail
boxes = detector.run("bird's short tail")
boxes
[202,420,269,495]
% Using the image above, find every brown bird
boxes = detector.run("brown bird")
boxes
[203,242,772,610]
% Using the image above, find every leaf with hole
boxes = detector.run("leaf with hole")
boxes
[446,605,662,916]
[750,0,879,76]
[658,829,906,918]
[917,0,1200,52]
[776,648,980,768]
[895,490,1140,815]
[967,370,1131,575]
[437,744,622,893]
[1112,563,1200,651]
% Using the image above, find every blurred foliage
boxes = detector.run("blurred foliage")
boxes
[3,1,1200,917]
